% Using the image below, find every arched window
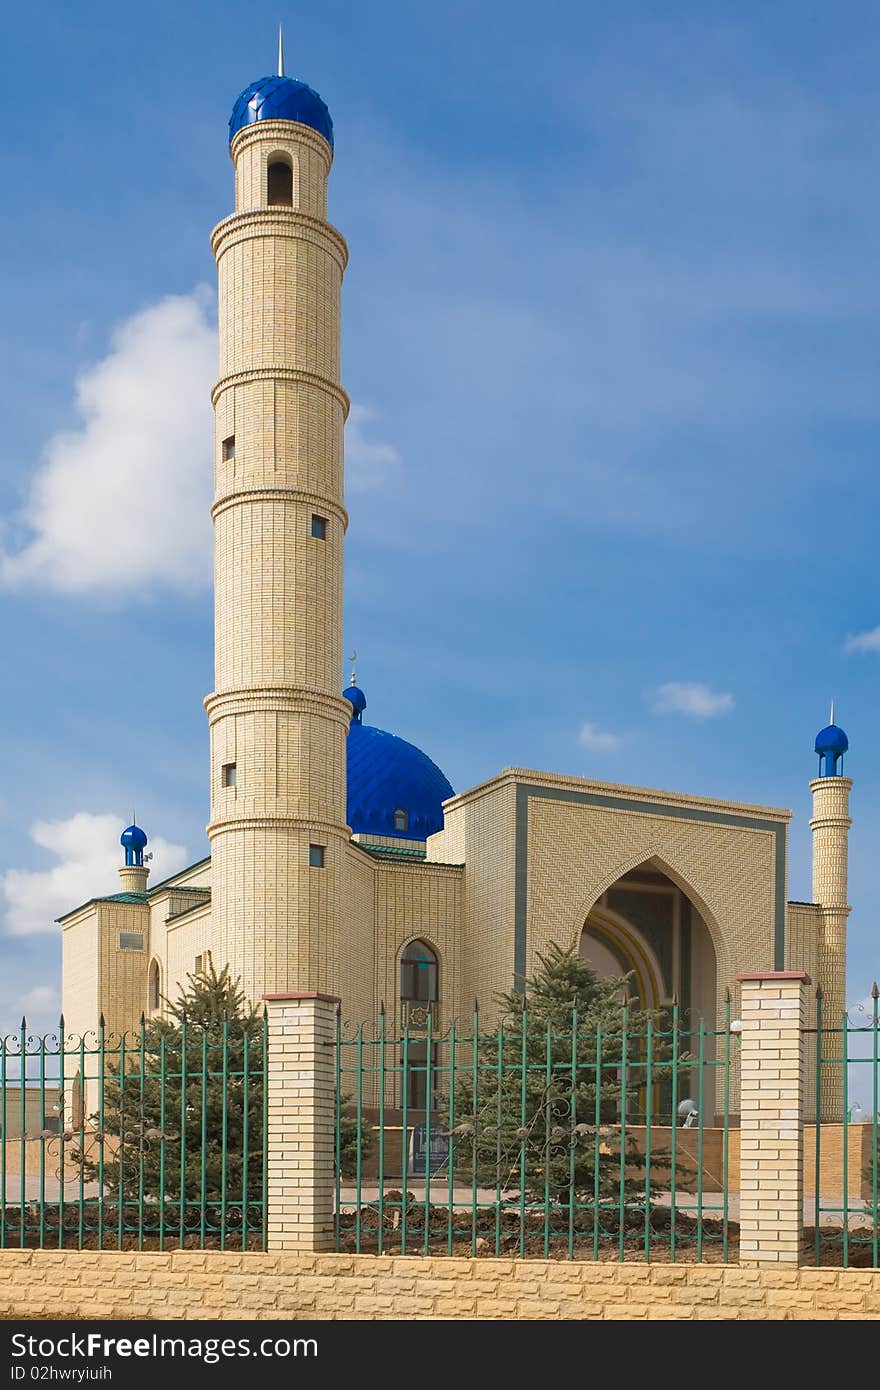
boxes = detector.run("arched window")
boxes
[267,158,293,206]
[400,940,438,1003]
[148,958,161,1014]
[393,807,409,833]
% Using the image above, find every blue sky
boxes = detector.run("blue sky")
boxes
[1,1,880,1043]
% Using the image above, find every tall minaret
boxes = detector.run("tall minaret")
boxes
[206,48,350,1001]
[810,705,852,1116]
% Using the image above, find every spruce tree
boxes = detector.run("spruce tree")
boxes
[450,944,675,1216]
[77,963,265,1234]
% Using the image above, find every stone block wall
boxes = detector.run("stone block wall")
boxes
[0,1251,878,1321]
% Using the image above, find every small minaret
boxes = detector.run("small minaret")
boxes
[810,706,852,1117]
[119,821,150,895]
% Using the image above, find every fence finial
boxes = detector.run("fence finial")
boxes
[724,985,731,1003]
[816,984,824,1000]
[99,1012,105,1030]
[873,981,879,1000]
[379,999,385,1017]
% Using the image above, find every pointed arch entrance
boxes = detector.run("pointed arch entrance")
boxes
[580,858,717,1025]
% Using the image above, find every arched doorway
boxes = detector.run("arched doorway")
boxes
[580,859,717,1026]
[581,858,721,1122]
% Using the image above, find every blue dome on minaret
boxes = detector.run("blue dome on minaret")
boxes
[229,75,334,148]
[815,704,849,777]
[120,822,148,867]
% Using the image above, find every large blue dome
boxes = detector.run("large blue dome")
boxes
[229,75,333,148]
[345,691,454,842]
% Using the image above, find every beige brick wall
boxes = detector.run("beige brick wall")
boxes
[429,778,517,1012]
[374,861,464,1030]
[786,902,821,1120]
[738,974,806,1265]
[165,902,214,1006]
[432,769,792,1121]
[526,792,777,1005]
[61,906,100,1043]
[338,847,376,1027]
[264,995,337,1251]
[98,903,150,1040]
[0,1251,877,1320]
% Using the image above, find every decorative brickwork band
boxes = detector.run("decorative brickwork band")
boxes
[736,972,809,1265]
[263,994,338,1252]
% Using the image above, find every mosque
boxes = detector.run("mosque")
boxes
[59,54,853,1115]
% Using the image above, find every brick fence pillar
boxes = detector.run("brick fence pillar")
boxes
[736,971,809,1266]
[262,992,339,1252]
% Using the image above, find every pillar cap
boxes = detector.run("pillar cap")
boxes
[736,971,811,983]
[262,992,341,1004]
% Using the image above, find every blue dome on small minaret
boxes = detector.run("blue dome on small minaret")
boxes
[120,823,148,867]
[229,28,333,150]
[229,75,333,148]
[229,26,332,149]
[815,702,849,777]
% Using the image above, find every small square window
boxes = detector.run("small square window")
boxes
[222,762,237,788]
[311,515,327,540]
[195,952,211,975]
[309,844,325,868]
[222,435,236,462]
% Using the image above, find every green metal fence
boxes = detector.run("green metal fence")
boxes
[334,1000,734,1262]
[808,984,880,1268]
[0,1014,268,1250]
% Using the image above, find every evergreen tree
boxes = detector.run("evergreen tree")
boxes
[77,964,265,1232]
[337,1100,373,1179]
[450,944,676,1215]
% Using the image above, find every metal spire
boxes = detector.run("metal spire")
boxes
[830,698,835,726]
[277,22,285,77]
[348,650,358,686]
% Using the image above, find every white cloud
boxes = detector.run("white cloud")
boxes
[345,404,400,491]
[844,627,880,654]
[0,285,397,590]
[1,290,216,594]
[578,721,622,753]
[20,985,60,1015]
[1,812,187,936]
[653,682,734,719]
